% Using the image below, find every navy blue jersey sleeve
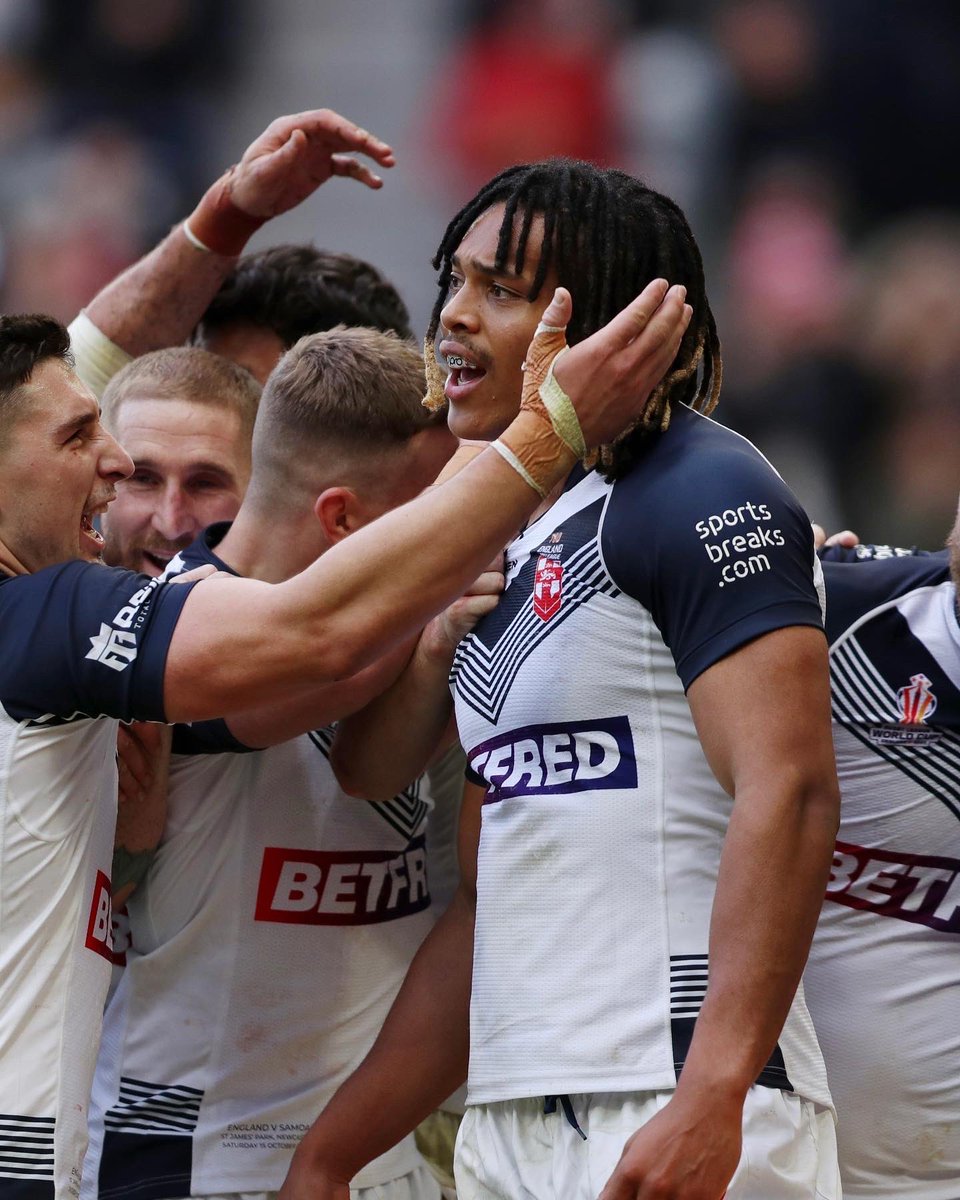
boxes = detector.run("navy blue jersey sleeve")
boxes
[601,410,824,690]
[172,719,257,755]
[822,552,949,644]
[0,561,197,723]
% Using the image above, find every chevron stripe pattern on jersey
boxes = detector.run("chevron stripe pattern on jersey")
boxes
[831,623,960,824]
[306,727,428,842]
[453,535,618,725]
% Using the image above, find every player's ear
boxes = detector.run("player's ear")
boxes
[314,487,364,542]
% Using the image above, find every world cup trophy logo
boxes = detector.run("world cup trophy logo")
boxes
[897,673,937,725]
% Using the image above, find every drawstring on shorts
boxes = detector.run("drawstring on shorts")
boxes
[543,1094,587,1140]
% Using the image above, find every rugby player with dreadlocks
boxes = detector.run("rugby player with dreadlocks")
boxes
[281,161,841,1200]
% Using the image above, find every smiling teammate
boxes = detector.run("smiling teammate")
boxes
[283,160,841,1200]
[0,279,687,1200]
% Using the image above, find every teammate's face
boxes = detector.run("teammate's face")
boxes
[102,397,250,575]
[0,359,133,573]
[199,322,286,385]
[438,203,557,441]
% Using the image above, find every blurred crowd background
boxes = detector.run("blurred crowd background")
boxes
[2,0,958,544]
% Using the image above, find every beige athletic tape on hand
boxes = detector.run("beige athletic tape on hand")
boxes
[495,309,586,496]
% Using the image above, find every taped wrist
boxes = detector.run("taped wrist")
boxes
[495,409,577,497]
[183,168,266,256]
[523,320,588,458]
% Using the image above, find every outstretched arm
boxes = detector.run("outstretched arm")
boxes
[73,109,394,391]
[161,282,693,724]
[599,626,839,1200]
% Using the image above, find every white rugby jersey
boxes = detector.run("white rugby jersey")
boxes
[451,406,832,1107]
[805,548,959,1199]
[0,563,196,1200]
[83,527,441,1200]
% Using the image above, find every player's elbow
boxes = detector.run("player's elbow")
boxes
[780,763,841,840]
[329,743,392,801]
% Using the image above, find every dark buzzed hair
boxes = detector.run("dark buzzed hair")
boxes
[194,244,413,347]
[0,313,74,445]
[429,158,722,478]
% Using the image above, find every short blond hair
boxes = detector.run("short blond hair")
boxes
[101,347,261,440]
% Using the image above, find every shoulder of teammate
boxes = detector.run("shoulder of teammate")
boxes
[0,559,200,723]
[822,550,950,645]
[600,406,823,689]
[161,521,235,580]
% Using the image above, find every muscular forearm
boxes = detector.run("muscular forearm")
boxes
[287,890,474,1186]
[165,429,559,721]
[330,632,456,798]
[83,226,235,358]
[223,636,416,749]
[680,774,839,1100]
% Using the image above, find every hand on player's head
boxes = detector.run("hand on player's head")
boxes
[548,279,692,450]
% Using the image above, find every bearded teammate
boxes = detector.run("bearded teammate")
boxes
[801,513,960,1198]
[281,160,841,1200]
[0,274,690,1200]
[82,329,467,1200]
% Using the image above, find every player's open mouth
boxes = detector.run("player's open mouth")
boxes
[143,550,174,573]
[442,350,487,401]
[80,512,104,549]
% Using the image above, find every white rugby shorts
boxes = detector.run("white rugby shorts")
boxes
[455,1087,840,1199]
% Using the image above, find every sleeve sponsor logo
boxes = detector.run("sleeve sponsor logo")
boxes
[85,624,138,671]
[694,501,785,588]
[254,835,430,925]
[468,714,637,802]
[85,869,115,960]
[84,575,165,673]
[826,839,960,933]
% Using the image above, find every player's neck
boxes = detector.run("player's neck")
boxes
[213,506,324,583]
[524,472,570,530]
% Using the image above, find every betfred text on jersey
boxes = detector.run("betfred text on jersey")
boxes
[255,836,430,925]
[694,501,785,589]
[469,715,637,802]
[827,840,960,933]
[85,869,115,961]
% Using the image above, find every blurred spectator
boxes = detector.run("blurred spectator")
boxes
[846,214,960,546]
[0,126,169,322]
[429,0,623,196]
[717,160,875,532]
[30,0,237,211]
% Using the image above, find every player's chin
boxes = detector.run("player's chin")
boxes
[447,401,514,444]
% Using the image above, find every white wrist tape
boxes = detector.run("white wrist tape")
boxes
[182,220,212,253]
[490,439,547,498]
